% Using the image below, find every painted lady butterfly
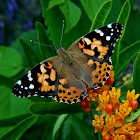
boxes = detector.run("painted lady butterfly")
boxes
[12,23,123,104]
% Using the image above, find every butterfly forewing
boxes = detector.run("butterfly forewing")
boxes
[68,23,123,89]
[12,23,123,104]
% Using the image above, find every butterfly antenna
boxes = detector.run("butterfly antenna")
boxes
[30,40,54,48]
[60,20,65,47]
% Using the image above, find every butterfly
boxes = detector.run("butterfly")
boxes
[12,23,123,104]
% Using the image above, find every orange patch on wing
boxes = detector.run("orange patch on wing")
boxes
[91,44,97,50]
[37,73,43,83]
[40,81,49,92]
[48,85,55,91]
[56,84,86,103]
[59,78,67,85]
[93,38,97,42]
[93,40,102,45]
[78,42,84,49]
[50,68,56,81]
[46,62,53,69]
[40,64,47,73]
[87,59,94,67]
[83,38,92,45]
[83,49,95,56]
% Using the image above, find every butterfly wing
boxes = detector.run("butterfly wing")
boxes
[12,56,59,98]
[12,56,87,104]
[67,23,123,88]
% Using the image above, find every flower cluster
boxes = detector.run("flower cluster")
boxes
[80,69,114,113]
[0,0,43,45]
[79,69,140,140]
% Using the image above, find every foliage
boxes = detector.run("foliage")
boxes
[0,0,140,139]
[0,0,43,46]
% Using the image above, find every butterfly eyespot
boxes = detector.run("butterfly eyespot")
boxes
[12,23,123,104]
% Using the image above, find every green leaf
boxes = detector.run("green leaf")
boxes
[35,21,56,59]
[90,0,112,31]
[133,52,140,94]
[112,0,131,72]
[47,0,65,11]
[115,40,140,79]
[19,39,40,67]
[71,115,95,140]
[12,30,42,67]
[130,0,137,6]
[61,116,71,140]
[41,0,49,11]
[29,102,83,116]
[0,113,31,127]
[41,0,91,48]
[0,116,38,140]
[126,109,140,122]
[0,74,15,89]
[80,0,106,22]
[0,85,33,121]
[0,47,23,78]
[41,116,57,140]
[53,114,67,139]
[59,0,81,33]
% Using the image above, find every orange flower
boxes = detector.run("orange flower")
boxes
[134,131,140,140]
[115,122,136,136]
[109,87,121,110]
[96,91,109,114]
[133,116,140,131]
[115,103,132,123]
[110,70,114,77]
[92,115,104,134]
[114,134,126,140]
[122,89,139,104]
[103,115,121,136]
[96,84,111,94]
[86,89,97,101]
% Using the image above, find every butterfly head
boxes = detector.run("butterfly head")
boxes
[56,45,65,54]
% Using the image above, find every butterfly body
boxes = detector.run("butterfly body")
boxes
[12,23,123,104]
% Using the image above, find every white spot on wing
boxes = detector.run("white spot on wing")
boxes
[107,23,112,28]
[94,29,104,36]
[106,36,111,41]
[111,32,113,36]
[24,87,28,90]
[111,29,114,32]
[16,80,21,85]
[113,43,116,47]
[27,95,31,97]
[29,84,34,89]
[27,70,33,81]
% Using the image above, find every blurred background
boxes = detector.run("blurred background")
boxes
[0,0,44,46]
